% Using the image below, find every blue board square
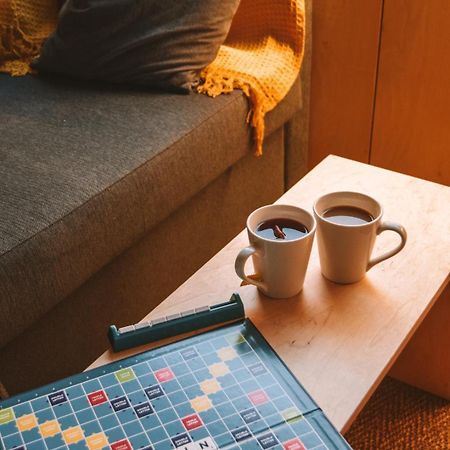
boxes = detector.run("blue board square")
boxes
[22,427,42,443]
[211,337,228,350]
[187,357,206,371]
[232,396,252,411]
[184,386,203,400]
[300,430,322,448]
[257,403,277,418]
[232,367,252,382]
[76,408,96,424]
[177,374,196,389]
[165,419,185,436]
[45,434,65,449]
[154,440,171,450]
[122,380,140,394]
[105,385,124,399]
[13,403,32,417]
[164,351,182,366]
[3,432,22,448]
[170,362,189,378]
[225,385,245,400]
[234,342,252,355]
[162,379,181,394]
[167,390,188,406]
[157,407,178,424]
[35,408,54,423]
[139,413,160,430]
[151,396,170,412]
[0,420,18,437]
[248,419,267,435]
[214,431,233,448]
[209,391,228,406]
[202,353,220,365]
[148,357,166,371]
[83,379,102,393]
[206,420,228,436]
[226,358,245,371]
[31,396,50,412]
[215,402,235,418]
[123,419,144,436]
[116,408,136,424]
[195,342,214,355]
[190,427,209,441]
[130,432,151,448]
[81,420,101,435]
[65,385,84,399]
[71,396,90,412]
[59,414,78,430]
[131,362,151,377]
[128,391,148,406]
[105,426,126,443]
[52,402,72,418]
[93,402,113,418]
[138,374,157,388]
[199,408,219,424]
[272,397,293,412]
[193,368,211,383]
[174,402,195,417]
[99,414,120,430]
[147,425,168,443]
[223,414,245,430]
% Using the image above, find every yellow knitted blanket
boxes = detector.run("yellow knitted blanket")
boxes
[0,0,305,156]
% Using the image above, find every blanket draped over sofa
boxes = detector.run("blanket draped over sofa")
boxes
[0,0,305,155]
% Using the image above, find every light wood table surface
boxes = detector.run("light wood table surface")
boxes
[89,155,450,433]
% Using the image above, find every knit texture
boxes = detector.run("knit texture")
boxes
[0,0,305,155]
[198,0,306,155]
[0,0,57,76]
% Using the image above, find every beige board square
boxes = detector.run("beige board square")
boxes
[63,426,84,444]
[16,414,37,432]
[209,362,230,378]
[190,395,213,413]
[200,379,221,395]
[217,347,238,362]
[40,420,61,438]
[86,432,108,450]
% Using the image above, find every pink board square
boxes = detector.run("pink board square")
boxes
[87,390,108,406]
[182,414,203,431]
[155,367,175,383]
[248,389,269,405]
[283,438,306,450]
[111,439,132,450]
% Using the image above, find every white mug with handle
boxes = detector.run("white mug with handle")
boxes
[313,191,407,284]
[235,204,316,298]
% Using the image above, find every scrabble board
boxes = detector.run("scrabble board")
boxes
[0,320,351,450]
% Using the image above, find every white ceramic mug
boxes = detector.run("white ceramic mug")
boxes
[235,204,316,298]
[313,191,407,284]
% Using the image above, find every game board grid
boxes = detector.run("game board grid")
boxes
[0,324,343,450]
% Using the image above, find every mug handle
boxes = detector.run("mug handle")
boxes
[367,221,407,270]
[235,246,268,291]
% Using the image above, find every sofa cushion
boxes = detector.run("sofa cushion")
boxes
[34,0,239,92]
[0,73,301,348]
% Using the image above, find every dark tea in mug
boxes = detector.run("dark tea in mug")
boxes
[322,205,374,225]
[255,218,309,240]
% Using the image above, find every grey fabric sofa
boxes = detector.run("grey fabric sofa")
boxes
[0,8,311,395]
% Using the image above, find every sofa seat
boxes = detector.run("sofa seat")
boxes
[0,73,302,350]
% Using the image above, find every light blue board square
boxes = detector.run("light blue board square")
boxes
[128,391,148,406]
[99,414,119,430]
[193,368,211,383]
[76,408,96,424]
[105,385,124,399]
[217,373,235,388]
[162,380,181,394]
[66,385,84,400]
[116,408,136,424]
[154,439,171,450]
[232,367,252,382]
[272,424,295,441]
[215,402,235,418]
[170,362,189,377]
[248,419,267,435]
[184,386,203,400]
[151,397,170,412]
[59,414,78,430]
[223,414,245,430]
[211,337,228,350]
[190,427,209,441]
[226,358,244,371]
[174,403,195,418]
[162,419,184,436]
[165,352,182,366]
[13,403,32,417]
[148,357,166,371]
[122,380,140,394]
[81,420,101,435]
[139,414,160,431]
[272,397,292,412]
[21,427,41,443]
[35,408,54,423]
[240,439,260,450]
[209,391,228,406]
[214,432,233,447]
[105,426,126,443]
[123,419,144,437]
[132,363,151,378]
[257,403,277,418]
[240,380,258,394]
[71,396,90,412]
[138,374,157,388]
[45,434,65,449]
[53,402,72,418]
[3,432,22,448]
[0,421,17,437]
[241,352,259,366]
[290,418,312,435]
[206,420,228,437]
[98,374,118,388]
[157,408,178,424]
[266,385,285,400]
[177,374,196,389]
[129,432,151,448]
[196,342,214,355]
[94,403,113,418]
[147,425,168,443]
[167,390,188,406]
[232,396,252,411]
[83,380,102,393]
[199,408,219,424]
[258,373,276,387]
[202,353,220,365]
[31,396,50,412]
[187,357,206,371]
[225,385,245,400]
[300,431,322,448]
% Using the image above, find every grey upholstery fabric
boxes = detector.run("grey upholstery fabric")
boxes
[0,74,302,349]
[34,0,240,92]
